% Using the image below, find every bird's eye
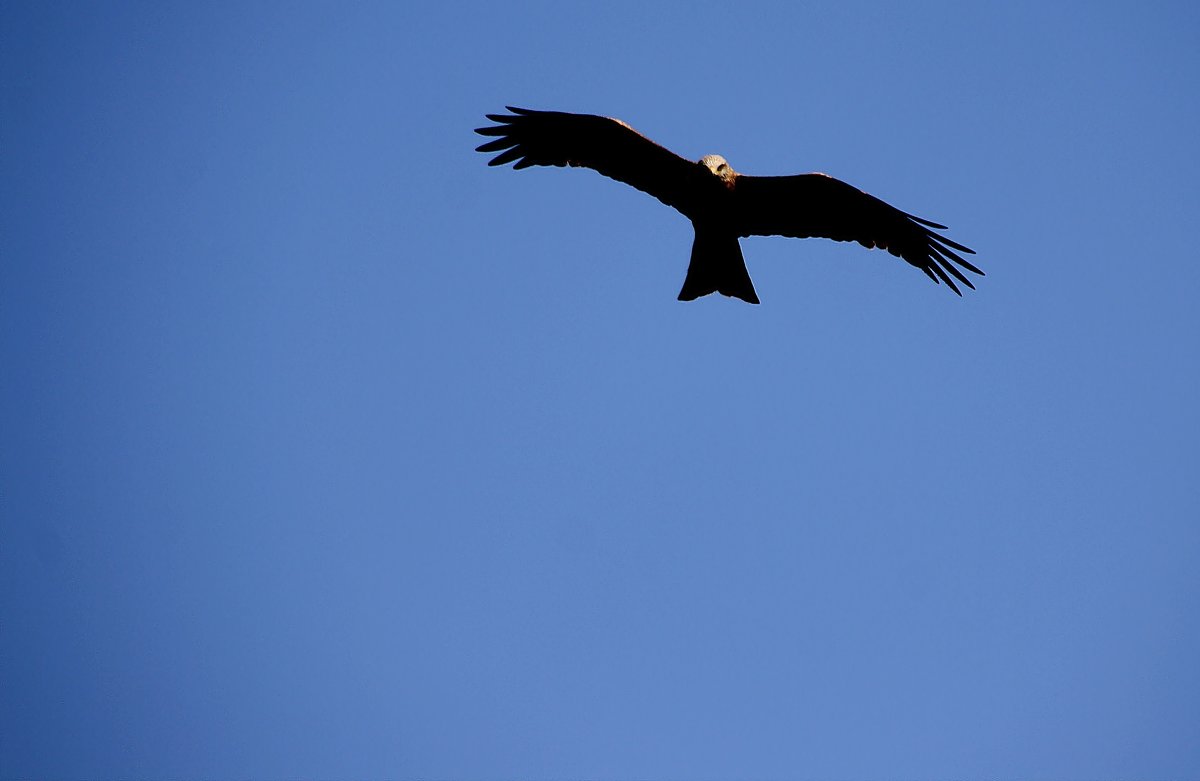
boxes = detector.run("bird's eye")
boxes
[717,163,728,172]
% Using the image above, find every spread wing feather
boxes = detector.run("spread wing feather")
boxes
[475,107,709,215]
[732,173,982,294]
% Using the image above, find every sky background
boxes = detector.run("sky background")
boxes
[2,2,1198,778]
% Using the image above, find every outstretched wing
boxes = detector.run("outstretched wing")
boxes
[475,107,710,216]
[732,173,982,294]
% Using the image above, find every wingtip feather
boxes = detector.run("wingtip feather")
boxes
[933,241,984,275]
[476,137,518,152]
[936,233,976,256]
[926,260,963,295]
[907,213,949,230]
[488,147,525,167]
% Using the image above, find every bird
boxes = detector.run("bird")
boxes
[475,107,981,304]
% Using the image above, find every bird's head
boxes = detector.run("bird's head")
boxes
[700,154,736,185]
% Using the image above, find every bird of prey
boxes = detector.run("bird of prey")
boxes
[475,107,981,304]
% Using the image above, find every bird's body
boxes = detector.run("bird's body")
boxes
[475,107,981,304]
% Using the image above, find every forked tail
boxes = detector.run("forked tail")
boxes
[677,230,760,304]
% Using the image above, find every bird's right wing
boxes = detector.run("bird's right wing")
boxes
[475,107,709,216]
[733,173,982,294]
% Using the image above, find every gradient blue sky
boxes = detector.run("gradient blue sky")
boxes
[2,2,1198,778]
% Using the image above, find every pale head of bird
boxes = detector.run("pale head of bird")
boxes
[700,154,736,185]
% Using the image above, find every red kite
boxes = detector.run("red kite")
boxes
[476,107,980,304]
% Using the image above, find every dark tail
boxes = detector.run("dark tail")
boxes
[677,230,760,304]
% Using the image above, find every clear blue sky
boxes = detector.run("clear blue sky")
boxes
[2,2,1198,778]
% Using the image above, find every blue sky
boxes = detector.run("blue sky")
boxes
[2,2,1198,778]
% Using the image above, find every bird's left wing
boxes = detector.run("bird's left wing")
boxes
[475,107,709,216]
[732,173,982,294]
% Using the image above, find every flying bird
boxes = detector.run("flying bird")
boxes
[475,107,981,304]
